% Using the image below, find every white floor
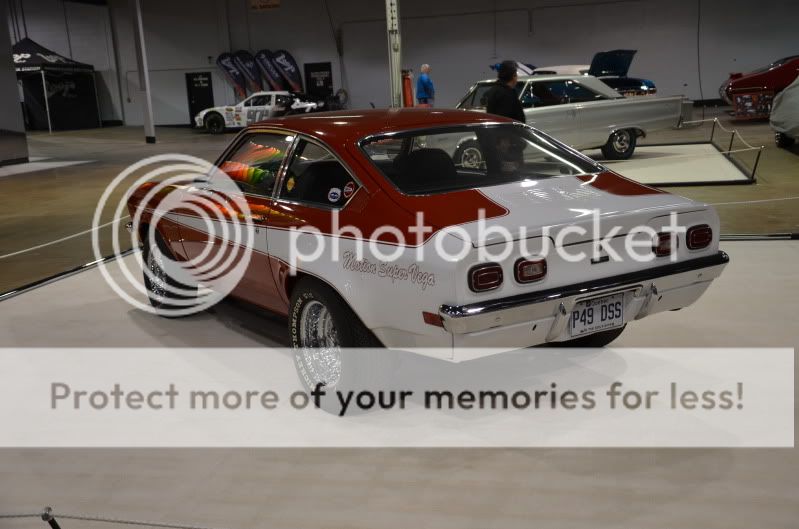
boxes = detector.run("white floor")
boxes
[1,241,796,350]
[0,242,797,529]
[591,143,753,185]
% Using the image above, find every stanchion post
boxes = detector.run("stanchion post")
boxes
[41,507,62,529]
[751,146,763,181]
[727,130,736,158]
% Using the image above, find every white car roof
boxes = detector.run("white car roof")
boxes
[474,74,622,99]
[532,65,590,75]
[247,91,291,96]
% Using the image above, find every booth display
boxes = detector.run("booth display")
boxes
[12,37,101,132]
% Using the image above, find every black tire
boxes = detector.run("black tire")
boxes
[775,132,795,148]
[453,140,484,169]
[559,325,626,348]
[601,129,637,160]
[204,112,226,135]
[142,231,198,317]
[289,277,388,414]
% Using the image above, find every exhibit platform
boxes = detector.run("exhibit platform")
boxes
[0,241,796,349]
[592,143,755,186]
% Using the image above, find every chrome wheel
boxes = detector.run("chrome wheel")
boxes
[612,130,631,153]
[298,300,342,387]
[460,146,483,168]
[146,245,168,303]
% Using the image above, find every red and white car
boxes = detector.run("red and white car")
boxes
[127,109,728,390]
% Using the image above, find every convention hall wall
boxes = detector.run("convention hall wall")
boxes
[10,0,799,126]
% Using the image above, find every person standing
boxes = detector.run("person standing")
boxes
[485,61,525,123]
[416,64,435,107]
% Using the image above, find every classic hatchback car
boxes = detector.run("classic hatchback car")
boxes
[128,109,728,391]
[195,90,318,133]
[457,75,687,161]
[719,55,799,105]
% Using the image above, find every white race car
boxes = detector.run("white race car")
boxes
[195,91,319,134]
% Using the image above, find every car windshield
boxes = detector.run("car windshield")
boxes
[360,124,600,195]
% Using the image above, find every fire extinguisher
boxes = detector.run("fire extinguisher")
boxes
[401,69,414,108]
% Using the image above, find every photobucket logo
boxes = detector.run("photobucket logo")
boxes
[92,154,254,317]
[285,209,687,272]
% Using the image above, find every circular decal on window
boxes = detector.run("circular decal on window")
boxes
[286,177,295,192]
[343,181,356,198]
[328,187,342,202]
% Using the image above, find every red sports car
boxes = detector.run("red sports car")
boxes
[719,55,799,104]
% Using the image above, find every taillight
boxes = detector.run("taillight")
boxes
[687,225,713,249]
[468,263,503,292]
[653,232,674,257]
[514,258,547,283]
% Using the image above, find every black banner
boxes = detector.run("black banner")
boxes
[233,50,262,93]
[216,52,247,99]
[271,49,303,92]
[254,49,286,91]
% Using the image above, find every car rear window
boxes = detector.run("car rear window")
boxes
[360,124,600,196]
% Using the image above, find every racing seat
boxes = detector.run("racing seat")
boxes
[284,160,352,206]
[393,148,459,193]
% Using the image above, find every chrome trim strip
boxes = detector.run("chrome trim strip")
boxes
[439,251,729,324]
[0,249,137,303]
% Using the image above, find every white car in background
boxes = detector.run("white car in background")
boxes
[457,74,688,160]
[195,91,319,134]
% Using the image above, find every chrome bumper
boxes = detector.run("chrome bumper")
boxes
[439,252,729,335]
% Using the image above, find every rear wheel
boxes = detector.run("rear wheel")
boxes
[601,129,637,160]
[775,132,795,148]
[289,278,387,414]
[204,112,226,134]
[454,140,484,169]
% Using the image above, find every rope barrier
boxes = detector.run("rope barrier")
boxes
[680,117,764,151]
[0,509,244,529]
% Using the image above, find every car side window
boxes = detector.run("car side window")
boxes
[219,133,294,196]
[279,140,359,208]
[530,81,570,106]
[565,81,604,103]
[245,95,269,106]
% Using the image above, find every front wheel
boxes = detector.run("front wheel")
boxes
[775,132,795,148]
[289,278,387,413]
[142,232,198,317]
[204,113,226,134]
[601,129,637,160]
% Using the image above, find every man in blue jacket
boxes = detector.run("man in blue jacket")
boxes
[416,64,435,106]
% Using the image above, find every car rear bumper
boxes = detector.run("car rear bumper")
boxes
[438,252,729,353]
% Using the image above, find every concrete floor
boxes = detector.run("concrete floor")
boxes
[1,109,798,295]
[0,241,796,528]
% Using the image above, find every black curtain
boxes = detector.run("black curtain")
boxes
[20,70,99,131]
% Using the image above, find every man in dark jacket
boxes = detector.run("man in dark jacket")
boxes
[485,61,525,123]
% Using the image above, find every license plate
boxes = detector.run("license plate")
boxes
[569,292,625,337]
